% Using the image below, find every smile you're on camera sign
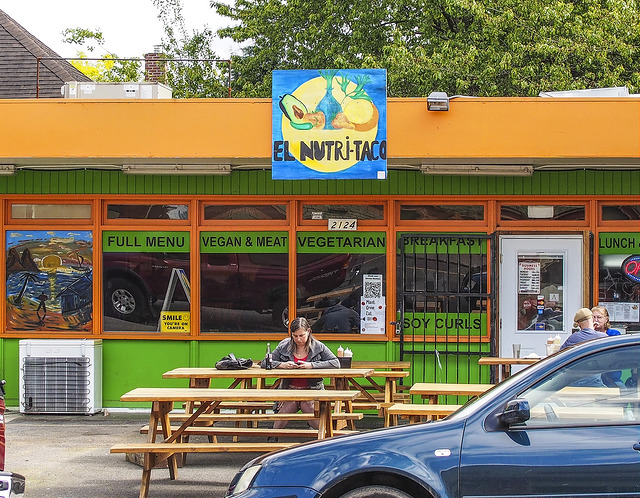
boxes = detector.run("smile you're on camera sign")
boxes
[272,69,387,180]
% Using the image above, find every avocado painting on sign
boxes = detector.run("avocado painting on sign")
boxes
[272,69,387,180]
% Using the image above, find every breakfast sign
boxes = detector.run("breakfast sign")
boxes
[272,69,387,180]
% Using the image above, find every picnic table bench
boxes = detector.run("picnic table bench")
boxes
[387,403,462,424]
[478,356,541,379]
[140,424,357,439]
[409,382,494,404]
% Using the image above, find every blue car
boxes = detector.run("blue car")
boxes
[226,334,640,498]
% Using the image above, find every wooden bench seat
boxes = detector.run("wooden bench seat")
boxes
[169,412,363,423]
[140,425,357,438]
[354,391,409,402]
[111,441,295,455]
[182,401,273,412]
[351,361,410,370]
[387,403,462,424]
[350,401,382,411]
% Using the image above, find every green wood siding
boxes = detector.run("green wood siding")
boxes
[1,339,393,407]
[0,169,637,195]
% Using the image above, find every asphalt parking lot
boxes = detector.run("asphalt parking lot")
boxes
[5,409,385,498]
[4,409,263,498]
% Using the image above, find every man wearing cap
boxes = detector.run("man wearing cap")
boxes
[560,307,607,350]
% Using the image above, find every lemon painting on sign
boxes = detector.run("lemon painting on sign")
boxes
[272,69,387,180]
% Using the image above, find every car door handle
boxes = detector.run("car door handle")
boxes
[633,443,640,452]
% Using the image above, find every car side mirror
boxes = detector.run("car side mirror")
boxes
[500,399,530,426]
[0,471,26,497]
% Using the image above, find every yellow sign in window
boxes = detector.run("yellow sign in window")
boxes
[160,311,190,333]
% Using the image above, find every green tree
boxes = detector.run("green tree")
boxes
[152,0,230,98]
[62,28,143,82]
[63,2,229,98]
[213,0,640,97]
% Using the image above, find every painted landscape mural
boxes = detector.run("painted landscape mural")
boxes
[6,230,93,332]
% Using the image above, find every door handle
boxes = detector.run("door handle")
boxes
[633,443,640,452]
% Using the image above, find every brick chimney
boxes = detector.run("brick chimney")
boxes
[144,45,166,83]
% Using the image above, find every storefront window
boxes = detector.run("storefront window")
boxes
[302,204,384,220]
[598,232,640,333]
[200,231,289,333]
[203,205,287,220]
[102,231,190,332]
[296,231,386,334]
[6,230,93,332]
[106,204,188,220]
[501,205,585,221]
[397,234,488,338]
[11,204,91,219]
[601,205,640,221]
[400,204,484,221]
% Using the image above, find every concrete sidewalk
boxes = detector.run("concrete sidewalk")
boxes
[5,409,385,498]
[4,409,266,498]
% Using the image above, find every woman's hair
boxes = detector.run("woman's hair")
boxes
[591,305,611,331]
[288,317,315,353]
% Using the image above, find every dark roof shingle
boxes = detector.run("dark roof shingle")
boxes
[0,8,92,98]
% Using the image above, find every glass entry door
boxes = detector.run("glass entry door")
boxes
[499,235,584,359]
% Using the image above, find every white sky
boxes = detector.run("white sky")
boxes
[1,0,239,58]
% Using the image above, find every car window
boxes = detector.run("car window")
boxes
[517,344,640,427]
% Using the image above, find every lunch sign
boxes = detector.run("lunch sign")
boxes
[272,69,387,180]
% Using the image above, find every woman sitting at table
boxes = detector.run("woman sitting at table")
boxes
[265,317,339,440]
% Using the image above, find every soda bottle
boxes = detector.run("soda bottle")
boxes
[265,342,273,370]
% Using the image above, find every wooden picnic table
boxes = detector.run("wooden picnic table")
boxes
[163,366,375,426]
[409,382,494,404]
[478,356,541,379]
[112,387,361,498]
[163,366,374,390]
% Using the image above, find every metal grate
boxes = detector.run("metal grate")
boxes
[398,233,497,395]
[22,357,92,413]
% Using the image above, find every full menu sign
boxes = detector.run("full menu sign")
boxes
[272,69,387,180]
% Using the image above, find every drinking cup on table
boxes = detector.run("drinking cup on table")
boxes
[338,357,352,368]
[512,344,521,358]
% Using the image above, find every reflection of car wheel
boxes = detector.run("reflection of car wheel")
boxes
[271,299,289,329]
[341,486,413,498]
[105,277,147,323]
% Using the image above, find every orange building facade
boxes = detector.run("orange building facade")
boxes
[0,96,638,406]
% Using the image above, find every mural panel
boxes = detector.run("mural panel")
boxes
[6,230,93,331]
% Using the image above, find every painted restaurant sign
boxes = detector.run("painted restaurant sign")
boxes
[272,69,387,180]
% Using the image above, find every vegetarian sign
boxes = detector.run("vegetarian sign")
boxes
[272,69,387,180]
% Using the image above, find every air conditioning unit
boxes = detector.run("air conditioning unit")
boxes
[19,339,102,415]
[62,81,172,99]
